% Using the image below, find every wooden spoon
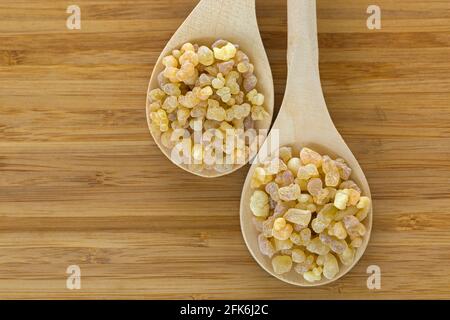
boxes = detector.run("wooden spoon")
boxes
[240,0,373,286]
[146,0,274,178]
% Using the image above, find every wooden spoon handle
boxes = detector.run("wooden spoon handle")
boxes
[287,0,319,68]
[276,0,335,134]
[191,0,256,37]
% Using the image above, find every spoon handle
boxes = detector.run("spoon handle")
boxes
[287,0,319,68]
[190,0,257,38]
[275,0,335,135]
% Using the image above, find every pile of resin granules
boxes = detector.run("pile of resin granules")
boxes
[250,147,371,282]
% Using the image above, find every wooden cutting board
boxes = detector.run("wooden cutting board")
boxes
[0,0,449,299]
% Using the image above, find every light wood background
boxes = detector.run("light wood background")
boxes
[0,0,449,299]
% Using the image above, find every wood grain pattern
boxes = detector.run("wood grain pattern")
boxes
[0,0,449,299]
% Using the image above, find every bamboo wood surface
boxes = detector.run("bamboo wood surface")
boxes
[0,0,449,299]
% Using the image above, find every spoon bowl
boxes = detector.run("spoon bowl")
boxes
[146,0,274,177]
[240,0,372,286]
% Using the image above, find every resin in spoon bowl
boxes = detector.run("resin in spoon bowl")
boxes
[240,0,373,286]
[146,0,274,178]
